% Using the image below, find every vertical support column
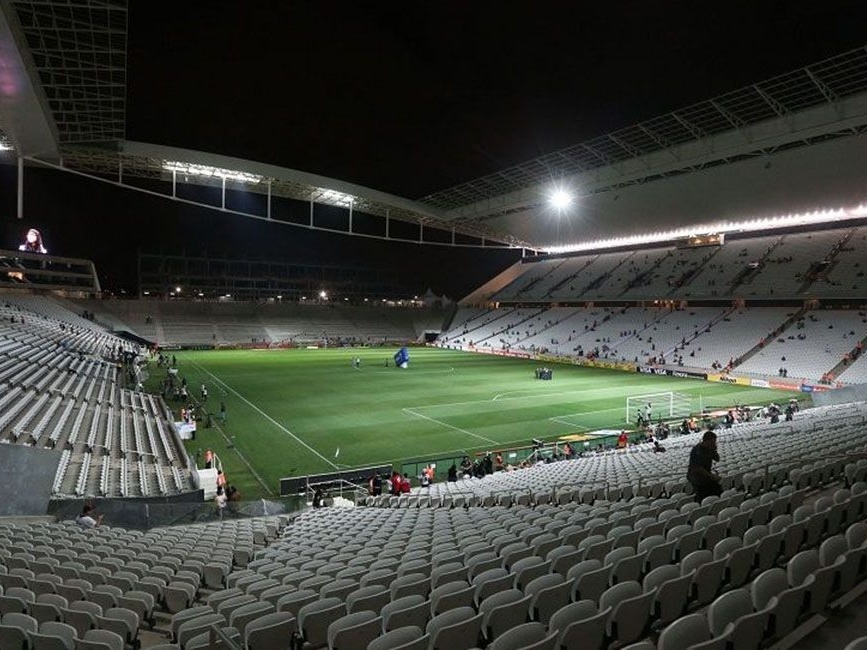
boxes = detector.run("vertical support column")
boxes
[266,180,272,219]
[221,176,227,210]
[451,226,456,246]
[419,220,423,243]
[309,199,314,227]
[348,199,353,233]
[385,209,390,239]
[172,169,177,198]
[16,156,23,220]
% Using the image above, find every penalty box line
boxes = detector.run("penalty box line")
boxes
[402,407,498,446]
[548,405,625,430]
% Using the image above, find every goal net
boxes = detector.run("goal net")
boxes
[626,391,693,424]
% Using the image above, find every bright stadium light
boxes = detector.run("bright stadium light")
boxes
[175,286,182,293]
[543,203,863,255]
[0,141,13,152]
[550,190,573,210]
[162,161,262,184]
[319,290,328,300]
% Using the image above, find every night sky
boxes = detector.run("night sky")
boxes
[3,0,867,295]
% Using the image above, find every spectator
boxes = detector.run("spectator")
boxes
[215,487,227,518]
[75,504,103,528]
[687,430,722,503]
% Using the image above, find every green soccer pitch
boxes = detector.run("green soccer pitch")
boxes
[158,347,804,498]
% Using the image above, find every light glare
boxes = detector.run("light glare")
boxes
[550,190,573,210]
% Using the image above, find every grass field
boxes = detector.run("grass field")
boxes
[156,347,805,498]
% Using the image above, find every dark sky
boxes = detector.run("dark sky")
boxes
[4,0,867,294]
[127,0,867,198]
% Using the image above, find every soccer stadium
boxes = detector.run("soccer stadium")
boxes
[2,2,867,648]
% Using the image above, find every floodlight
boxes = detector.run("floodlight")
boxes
[162,161,262,184]
[319,290,328,300]
[550,190,573,210]
[175,286,182,293]
[0,141,13,152]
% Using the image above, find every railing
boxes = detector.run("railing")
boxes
[304,478,369,506]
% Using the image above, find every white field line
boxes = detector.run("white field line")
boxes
[402,407,498,445]
[191,360,339,470]
[410,383,663,411]
[548,417,590,430]
[548,405,625,428]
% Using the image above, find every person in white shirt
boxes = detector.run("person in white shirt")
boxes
[75,504,103,528]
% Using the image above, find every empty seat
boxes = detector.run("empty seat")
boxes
[244,611,296,650]
[326,610,381,649]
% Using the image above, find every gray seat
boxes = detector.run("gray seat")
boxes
[275,590,318,618]
[549,600,608,650]
[326,610,381,649]
[525,574,569,625]
[177,612,226,648]
[367,625,425,650]
[170,605,213,642]
[76,628,124,650]
[600,581,654,646]
[657,613,711,650]
[30,621,78,650]
[488,621,557,650]
[787,550,835,615]
[643,564,690,626]
[0,612,38,650]
[428,581,473,616]
[425,606,482,650]
[298,597,346,648]
[244,611,296,650]
[345,586,390,615]
[380,595,428,633]
[707,588,768,650]
[479,589,530,642]
[185,626,242,650]
[62,600,101,639]
[750,568,807,640]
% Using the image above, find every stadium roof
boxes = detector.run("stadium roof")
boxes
[1,1,867,251]
[422,46,867,224]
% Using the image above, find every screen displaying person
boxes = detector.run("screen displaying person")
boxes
[19,228,47,254]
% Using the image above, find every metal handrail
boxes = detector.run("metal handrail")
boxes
[201,623,244,650]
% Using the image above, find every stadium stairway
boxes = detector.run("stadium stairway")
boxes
[731,303,811,370]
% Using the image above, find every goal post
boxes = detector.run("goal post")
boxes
[626,391,693,424]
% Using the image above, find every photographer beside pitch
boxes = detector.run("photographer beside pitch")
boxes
[687,430,722,503]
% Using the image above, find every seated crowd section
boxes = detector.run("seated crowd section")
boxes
[74,300,448,349]
[0,294,194,499]
[2,401,866,649]
[488,226,867,303]
[439,304,867,385]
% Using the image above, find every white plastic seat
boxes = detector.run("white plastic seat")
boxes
[0,612,38,650]
[244,611,296,650]
[30,621,77,650]
[657,613,711,650]
[326,610,381,650]
[297,597,346,648]
[367,625,425,650]
[707,588,768,650]
[380,595,428,633]
[479,589,530,641]
[424,606,482,650]
[77,628,124,650]
[549,600,608,650]
[600,581,654,646]
[488,621,557,650]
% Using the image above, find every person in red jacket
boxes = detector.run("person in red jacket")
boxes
[399,474,412,493]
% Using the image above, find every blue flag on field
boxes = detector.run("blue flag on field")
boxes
[394,347,410,369]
